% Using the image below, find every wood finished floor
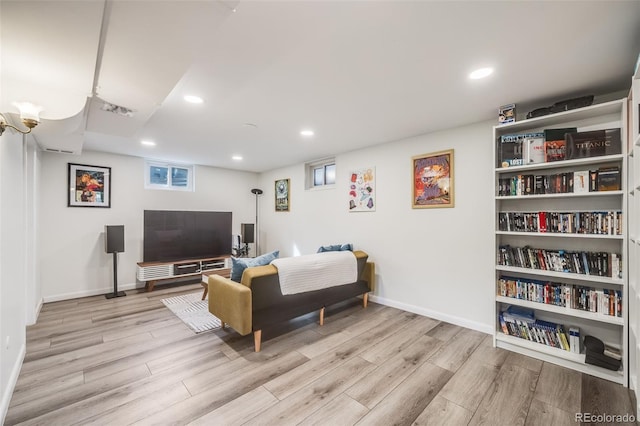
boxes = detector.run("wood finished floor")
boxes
[5,283,637,425]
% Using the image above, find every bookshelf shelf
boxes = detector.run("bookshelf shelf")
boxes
[495,265,624,286]
[496,191,623,200]
[496,296,624,325]
[495,231,623,240]
[495,334,624,384]
[495,154,624,174]
[493,98,628,386]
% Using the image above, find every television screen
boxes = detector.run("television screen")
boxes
[143,210,232,262]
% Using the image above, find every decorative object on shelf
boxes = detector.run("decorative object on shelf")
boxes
[349,167,375,212]
[251,188,263,255]
[275,178,290,212]
[525,95,594,119]
[498,103,516,125]
[412,149,454,209]
[68,163,111,208]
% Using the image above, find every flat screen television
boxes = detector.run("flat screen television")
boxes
[143,210,232,262]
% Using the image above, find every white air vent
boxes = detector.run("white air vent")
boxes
[101,102,134,117]
[45,148,75,154]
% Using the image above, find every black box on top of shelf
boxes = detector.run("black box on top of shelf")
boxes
[565,128,622,160]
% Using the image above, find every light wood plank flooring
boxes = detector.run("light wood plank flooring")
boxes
[5,283,637,425]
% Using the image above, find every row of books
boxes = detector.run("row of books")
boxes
[497,211,623,235]
[499,306,576,352]
[499,128,621,168]
[497,276,623,317]
[497,245,622,278]
[497,167,621,196]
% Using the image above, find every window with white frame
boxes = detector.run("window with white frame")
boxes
[305,158,336,189]
[145,160,194,191]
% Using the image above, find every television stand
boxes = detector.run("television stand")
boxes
[136,255,231,292]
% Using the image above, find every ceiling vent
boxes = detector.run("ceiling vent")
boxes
[101,101,135,117]
[45,148,75,154]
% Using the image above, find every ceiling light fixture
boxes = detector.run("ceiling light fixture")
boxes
[469,67,494,80]
[300,129,314,137]
[141,140,156,146]
[184,95,204,104]
[232,155,243,161]
[0,102,42,136]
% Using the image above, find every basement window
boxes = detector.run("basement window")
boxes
[145,160,194,191]
[305,158,336,189]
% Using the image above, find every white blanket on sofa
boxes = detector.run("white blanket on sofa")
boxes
[271,251,358,295]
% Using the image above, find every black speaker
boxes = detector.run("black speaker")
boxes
[105,225,125,253]
[241,223,255,244]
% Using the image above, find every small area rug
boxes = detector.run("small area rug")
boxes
[161,292,221,333]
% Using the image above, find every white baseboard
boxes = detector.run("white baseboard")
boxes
[368,294,493,335]
[43,282,140,303]
[0,342,26,425]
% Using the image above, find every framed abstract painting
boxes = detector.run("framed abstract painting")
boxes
[412,149,454,209]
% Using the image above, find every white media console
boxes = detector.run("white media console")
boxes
[136,256,231,291]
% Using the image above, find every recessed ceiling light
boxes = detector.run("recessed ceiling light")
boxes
[243,123,258,128]
[141,140,156,146]
[469,67,494,80]
[184,95,204,104]
[232,155,243,161]
[300,129,314,137]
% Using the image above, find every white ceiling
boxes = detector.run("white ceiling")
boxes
[2,0,640,172]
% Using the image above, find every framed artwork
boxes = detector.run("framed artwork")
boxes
[412,149,454,209]
[68,163,111,208]
[349,167,375,212]
[275,178,290,212]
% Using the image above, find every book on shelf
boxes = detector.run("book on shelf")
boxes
[499,134,525,167]
[499,307,570,351]
[596,166,621,191]
[497,210,622,235]
[523,132,545,164]
[569,327,580,354]
[573,170,589,193]
[497,245,622,278]
[589,170,599,192]
[565,128,622,159]
[543,127,576,162]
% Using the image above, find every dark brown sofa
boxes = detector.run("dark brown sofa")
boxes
[207,250,374,351]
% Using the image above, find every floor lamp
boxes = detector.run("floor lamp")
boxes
[251,188,263,256]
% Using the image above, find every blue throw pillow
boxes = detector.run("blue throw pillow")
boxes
[317,243,353,253]
[230,250,279,282]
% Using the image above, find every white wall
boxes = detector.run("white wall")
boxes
[38,151,259,301]
[259,120,495,333]
[0,131,28,423]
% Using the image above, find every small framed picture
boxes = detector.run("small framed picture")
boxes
[68,163,111,208]
[412,149,454,209]
[275,178,290,212]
